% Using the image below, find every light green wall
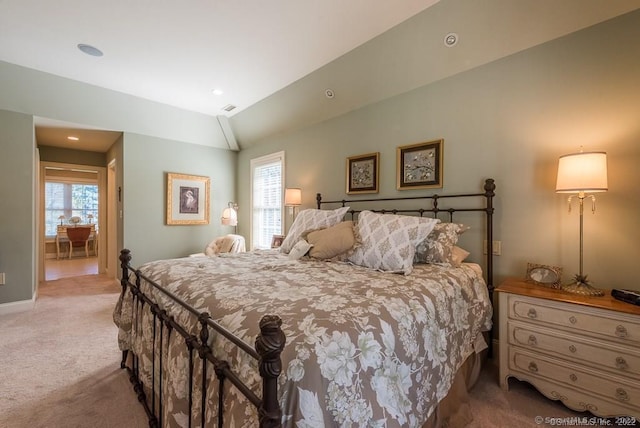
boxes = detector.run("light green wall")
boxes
[0,60,229,149]
[238,10,640,291]
[0,109,36,304]
[0,65,238,306]
[122,133,237,265]
[38,146,107,167]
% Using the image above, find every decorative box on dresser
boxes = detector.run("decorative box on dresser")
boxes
[497,278,640,419]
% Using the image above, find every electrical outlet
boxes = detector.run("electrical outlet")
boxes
[483,240,502,256]
[0,272,5,285]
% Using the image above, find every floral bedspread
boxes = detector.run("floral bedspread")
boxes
[113,250,492,427]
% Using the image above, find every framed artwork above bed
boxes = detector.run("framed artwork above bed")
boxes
[346,152,379,194]
[397,139,443,190]
[166,172,210,225]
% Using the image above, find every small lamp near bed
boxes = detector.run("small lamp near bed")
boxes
[284,188,302,219]
[221,202,238,233]
[555,149,608,296]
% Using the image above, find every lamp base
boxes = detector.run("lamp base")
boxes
[560,274,604,297]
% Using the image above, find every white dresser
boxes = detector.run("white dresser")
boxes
[497,279,640,419]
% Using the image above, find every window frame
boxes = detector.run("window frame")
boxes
[250,151,285,250]
[44,177,99,238]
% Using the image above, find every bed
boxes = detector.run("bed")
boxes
[113,178,496,428]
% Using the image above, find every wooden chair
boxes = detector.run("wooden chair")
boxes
[66,226,92,258]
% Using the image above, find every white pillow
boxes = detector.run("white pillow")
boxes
[348,211,439,275]
[288,239,313,260]
[280,207,350,254]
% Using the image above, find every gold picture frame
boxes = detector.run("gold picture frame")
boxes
[346,152,379,194]
[397,139,443,190]
[166,172,210,225]
[525,263,563,289]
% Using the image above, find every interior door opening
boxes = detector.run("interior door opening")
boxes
[40,161,106,281]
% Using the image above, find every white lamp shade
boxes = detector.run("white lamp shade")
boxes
[284,188,302,206]
[221,207,238,226]
[556,151,608,193]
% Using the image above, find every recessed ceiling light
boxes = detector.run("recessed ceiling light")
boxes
[67,136,79,141]
[212,89,224,96]
[77,43,103,57]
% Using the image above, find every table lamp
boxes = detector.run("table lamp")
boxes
[555,149,608,296]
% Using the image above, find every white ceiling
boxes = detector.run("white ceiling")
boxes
[2,0,638,151]
[0,0,436,118]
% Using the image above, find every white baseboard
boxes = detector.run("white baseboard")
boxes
[0,296,36,315]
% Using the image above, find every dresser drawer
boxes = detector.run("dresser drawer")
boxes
[508,322,640,378]
[509,348,640,415]
[508,295,640,345]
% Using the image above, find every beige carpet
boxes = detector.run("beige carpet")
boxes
[0,274,600,427]
[0,274,147,428]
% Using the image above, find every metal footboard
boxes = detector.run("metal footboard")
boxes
[118,249,285,428]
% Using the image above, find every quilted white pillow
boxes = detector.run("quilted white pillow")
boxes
[348,211,439,275]
[280,207,350,254]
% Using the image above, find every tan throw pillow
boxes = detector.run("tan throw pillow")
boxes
[306,221,355,259]
[450,245,470,267]
[279,207,350,254]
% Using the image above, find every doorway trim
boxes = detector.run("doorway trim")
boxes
[107,159,117,279]
[39,161,107,278]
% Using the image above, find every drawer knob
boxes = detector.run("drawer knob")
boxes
[528,335,538,346]
[569,316,577,324]
[570,374,577,382]
[615,325,628,338]
[616,357,629,370]
[615,388,629,402]
[569,345,577,353]
[527,308,537,319]
[528,362,539,373]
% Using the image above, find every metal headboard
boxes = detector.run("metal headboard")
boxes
[316,178,496,355]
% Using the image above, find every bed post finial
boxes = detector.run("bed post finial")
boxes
[316,193,322,209]
[484,178,495,197]
[119,249,131,289]
[256,315,286,427]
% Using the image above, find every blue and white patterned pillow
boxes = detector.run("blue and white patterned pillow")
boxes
[348,210,439,275]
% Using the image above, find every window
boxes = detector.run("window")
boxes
[45,182,99,236]
[250,151,284,249]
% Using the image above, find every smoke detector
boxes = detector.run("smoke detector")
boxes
[444,33,458,48]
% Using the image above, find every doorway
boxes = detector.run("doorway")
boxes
[40,161,106,281]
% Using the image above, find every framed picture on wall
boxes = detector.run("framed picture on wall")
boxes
[397,139,443,190]
[166,172,210,225]
[346,152,379,194]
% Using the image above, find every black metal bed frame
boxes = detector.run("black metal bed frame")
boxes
[317,178,496,302]
[119,251,285,428]
[117,178,496,428]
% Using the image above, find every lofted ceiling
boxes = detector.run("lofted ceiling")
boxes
[1,0,638,151]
